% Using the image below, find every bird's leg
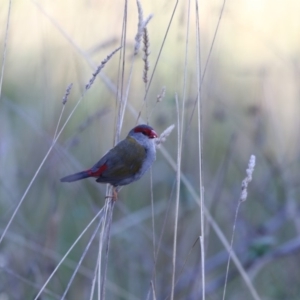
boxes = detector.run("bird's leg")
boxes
[112,187,118,201]
[105,186,119,201]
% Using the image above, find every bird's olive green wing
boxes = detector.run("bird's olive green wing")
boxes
[93,137,146,184]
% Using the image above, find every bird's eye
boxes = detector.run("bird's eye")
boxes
[142,130,147,136]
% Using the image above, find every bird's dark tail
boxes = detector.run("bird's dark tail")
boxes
[60,171,91,182]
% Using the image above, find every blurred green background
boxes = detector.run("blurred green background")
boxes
[1,0,300,299]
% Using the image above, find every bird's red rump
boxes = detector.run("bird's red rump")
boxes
[88,164,108,177]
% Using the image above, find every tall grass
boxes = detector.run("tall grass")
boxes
[1,0,300,299]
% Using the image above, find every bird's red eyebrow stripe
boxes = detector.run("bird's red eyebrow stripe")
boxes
[134,127,147,133]
[134,127,157,138]
[88,164,108,177]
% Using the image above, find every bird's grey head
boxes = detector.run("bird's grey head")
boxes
[128,124,157,139]
[128,124,158,148]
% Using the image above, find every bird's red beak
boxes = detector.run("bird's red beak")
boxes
[150,130,158,139]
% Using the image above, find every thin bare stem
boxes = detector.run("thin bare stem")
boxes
[0,0,11,100]
[53,107,65,141]
[222,155,256,300]
[168,237,200,298]
[97,198,111,300]
[171,94,181,300]
[61,216,102,300]
[199,235,205,297]
[0,96,81,246]
[127,99,261,300]
[148,86,166,120]
[142,0,179,105]
[92,4,130,299]
[195,0,205,297]
[150,167,157,294]
[33,208,104,300]
[119,57,135,130]
[114,0,127,145]
[180,0,191,138]
[0,49,117,246]
[118,1,150,134]
[53,83,73,141]
[3,267,61,299]
[151,280,157,300]
[171,3,191,297]
[186,0,227,132]
[89,250,99,300]
[201,0,227,84]
[100,199,115,300]
[85,47,121,90]
[31,0,118,96]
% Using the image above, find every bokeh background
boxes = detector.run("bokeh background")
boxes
[1,0,300,299]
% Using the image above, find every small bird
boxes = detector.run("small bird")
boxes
[60,124,158,198]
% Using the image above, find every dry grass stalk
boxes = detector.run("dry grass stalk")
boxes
[150,280,157,300]
[134,0,153,55]
[171,93,181,300]
[134,0,144,55]
[54,82,73,140]
[85,46,121,90]
[147,86,166,121]
[61,217,102,300]
[62,83,73,105]
[0,45,119,270]
[132,113,260,299]
[195,0,205,296]
[142,27,150,85]
[120,2,153,133]
[222,154,257,300]
[155,124,175,148]
[98,198,115,300]
[240,155,256,202]
[201,0,227,84]
[33,209,105,300]
[156,86,166,103]
[0,0,11,100]
[156,136,261,299]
